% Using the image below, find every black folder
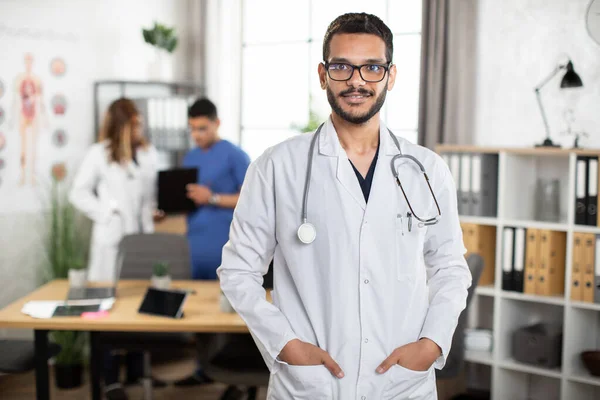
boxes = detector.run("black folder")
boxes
[158,168,198,213]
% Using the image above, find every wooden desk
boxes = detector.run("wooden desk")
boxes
[0,279,263,400]
[0,279,251,333]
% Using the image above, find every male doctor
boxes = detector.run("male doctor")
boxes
[217,12,472,400]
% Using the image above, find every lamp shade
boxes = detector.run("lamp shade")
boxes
[560,61,583,88]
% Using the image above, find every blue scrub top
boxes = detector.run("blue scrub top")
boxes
[183,140,250,280]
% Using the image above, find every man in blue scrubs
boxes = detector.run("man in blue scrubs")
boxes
[184,98,250,280]
[174,98,250,388]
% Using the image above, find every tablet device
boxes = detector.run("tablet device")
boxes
[53,304,101,317]
[157,168,198,213]
[137,288,188,319]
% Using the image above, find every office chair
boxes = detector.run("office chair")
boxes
[195,261,274,400]
[0,339,60,374]
[97,233,195,400]
[435,253,485,399]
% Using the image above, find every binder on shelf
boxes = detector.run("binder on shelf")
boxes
[588,157,598,226]
[463,223,496,286]
[450,154,461,213]
[571,232,584,301]
[575,156,589,226]
[536,230,566,296]
[582,233,596,303]
[513,227,526,293]
[502,227,515,291]
[470,153,499,218]
[524,228,540,295]
[459,154,472,215]
[595,235,600,304]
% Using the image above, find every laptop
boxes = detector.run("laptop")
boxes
[157,167,198,214]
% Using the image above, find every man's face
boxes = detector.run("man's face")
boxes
[319,33,396,125]
[188,116,220,149]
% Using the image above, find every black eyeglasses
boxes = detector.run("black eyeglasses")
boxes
[324,61,391,83]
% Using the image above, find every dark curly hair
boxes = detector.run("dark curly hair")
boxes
[322,12,394,63]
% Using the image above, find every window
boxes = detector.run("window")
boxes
[241,0,422,160]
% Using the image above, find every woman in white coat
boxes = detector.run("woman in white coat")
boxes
[69,98,160,400]
[217,13,472,400]
[69,98,158,283]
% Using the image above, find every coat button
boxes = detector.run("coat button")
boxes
[364,338,369,343]
[364,279,369,284]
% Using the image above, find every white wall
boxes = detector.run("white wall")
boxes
[474,0,600,148]
[0,0,197,336]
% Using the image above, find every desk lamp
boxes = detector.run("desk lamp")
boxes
[534,59,583,148]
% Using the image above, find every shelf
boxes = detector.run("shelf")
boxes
[475,285,496,297]
[573,225,600,234]
[459,216,498,226]
[502,219,569,232]
[464,350,494,366]
[568,372,600,387]
[570,301,600,311]
[499,358,562,379]
[501,290,565,305]
[435,144,600,157]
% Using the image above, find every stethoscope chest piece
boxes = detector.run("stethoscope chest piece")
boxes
[297,222,317,244]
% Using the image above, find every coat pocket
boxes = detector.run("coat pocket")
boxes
[95,213,123,246]
[395,214,426,280]
[382,364,434,400]
[267,360,333,400]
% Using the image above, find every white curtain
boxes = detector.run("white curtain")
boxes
[202,0,243,144]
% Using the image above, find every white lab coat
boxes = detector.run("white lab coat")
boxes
[69,141,157,282]
[217,117,472,400]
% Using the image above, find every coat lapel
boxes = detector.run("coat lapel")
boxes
[318,118,366,211]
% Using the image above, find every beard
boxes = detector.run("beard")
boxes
[326,83,388,125]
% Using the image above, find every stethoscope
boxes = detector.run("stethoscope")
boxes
[297,123,442,244]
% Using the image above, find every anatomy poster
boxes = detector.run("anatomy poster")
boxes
[0,24,90,213]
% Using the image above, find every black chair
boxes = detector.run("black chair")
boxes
[435,253,485,399]
[196,261,274,400]
[97,233,195,400]
[0,339,60,374]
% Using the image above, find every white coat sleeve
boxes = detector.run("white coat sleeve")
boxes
[140,147,158,233]
[69,146,117,223]
[217,154,299,370]
[419,162,472,370]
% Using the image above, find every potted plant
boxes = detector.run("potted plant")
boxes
[50,330,87,389]
[43,174,91,389]
[142,21,178,80]
[68,258,87,288]
[151,261,171,289]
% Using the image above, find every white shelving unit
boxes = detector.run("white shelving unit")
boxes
[438,145,600,400]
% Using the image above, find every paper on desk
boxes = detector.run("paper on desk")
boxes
[21,298,115,319]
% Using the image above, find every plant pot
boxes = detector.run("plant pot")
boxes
[68,269,87,288]
[151,275,171,290]
[219,292,235,313]
[54,363,83,389]
[147,48,173,81]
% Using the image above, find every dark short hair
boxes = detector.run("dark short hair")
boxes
[188,98,218,120]
[322,12,393,64]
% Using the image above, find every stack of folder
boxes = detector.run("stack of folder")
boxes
[461,223,496,286]
[570,232,600,303]
[502,227,567,296]
[574,155,599,226]
[442,152,499,217]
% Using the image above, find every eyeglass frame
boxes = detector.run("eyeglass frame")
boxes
[323,61,393,83]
